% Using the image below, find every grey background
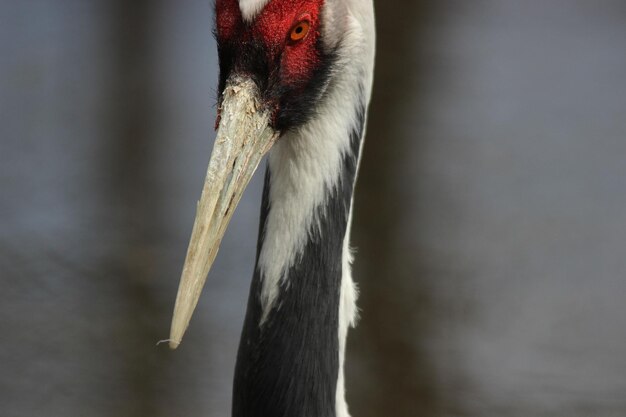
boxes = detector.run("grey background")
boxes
[1,1,625,416]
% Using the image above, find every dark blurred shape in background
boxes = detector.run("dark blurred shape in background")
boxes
[1,1,626,416]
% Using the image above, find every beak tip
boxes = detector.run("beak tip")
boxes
[169,315,187,350]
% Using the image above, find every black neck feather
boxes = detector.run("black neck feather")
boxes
[232,107,365,417]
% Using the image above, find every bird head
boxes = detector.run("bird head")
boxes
[215,0,337,131]
[169,0,374,349]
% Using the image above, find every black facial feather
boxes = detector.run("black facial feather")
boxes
[271,41,339,132]
[215,26,338,133]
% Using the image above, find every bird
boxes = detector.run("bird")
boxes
[169,0,375,416]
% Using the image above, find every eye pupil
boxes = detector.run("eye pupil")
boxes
[296,26,303,34]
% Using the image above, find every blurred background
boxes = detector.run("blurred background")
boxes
[2,0,626,416]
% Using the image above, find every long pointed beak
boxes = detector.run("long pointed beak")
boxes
[169,77,279,349]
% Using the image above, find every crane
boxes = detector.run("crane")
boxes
[169,0,375,416]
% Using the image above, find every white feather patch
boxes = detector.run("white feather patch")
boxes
[238,0,270,21]
[257,8,373,324]
[336,201,360,417]
[258,96,357,324]
[253,2,376,417]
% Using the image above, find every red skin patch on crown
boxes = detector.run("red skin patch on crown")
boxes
[216,0,242,40]
[216,0,325,83]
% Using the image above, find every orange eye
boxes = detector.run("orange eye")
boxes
[290,20,310,42]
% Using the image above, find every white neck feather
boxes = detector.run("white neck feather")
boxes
[256,3,375,417]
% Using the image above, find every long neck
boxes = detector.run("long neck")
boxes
[232,100,366,417]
